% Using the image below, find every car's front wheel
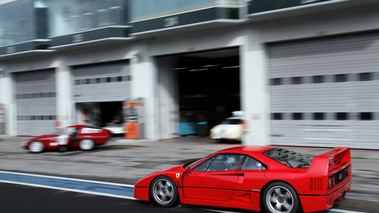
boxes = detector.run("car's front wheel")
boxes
[79,139,95,151]
[150,176,179,207]
[29,141,44,153]
[262,182,300,213]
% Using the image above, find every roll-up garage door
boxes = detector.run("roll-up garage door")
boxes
[73,61,131,102]
[268,32,379,149]
[15,69,57,136]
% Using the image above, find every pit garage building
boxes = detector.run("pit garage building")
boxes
[1,0,379,149]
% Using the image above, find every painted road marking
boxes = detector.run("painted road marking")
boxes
[0,171,366,213]
[205,209,365,213]
[0,170,134,199]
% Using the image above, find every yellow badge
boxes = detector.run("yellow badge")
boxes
[176,173,180,179]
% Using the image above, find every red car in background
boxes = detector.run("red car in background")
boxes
[21,125,112,153]
[134,146,351,213]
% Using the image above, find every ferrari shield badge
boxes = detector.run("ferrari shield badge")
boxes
[176,173,180,179]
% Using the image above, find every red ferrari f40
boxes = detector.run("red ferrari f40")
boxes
[21,125,112,153]
[134,146,351,213]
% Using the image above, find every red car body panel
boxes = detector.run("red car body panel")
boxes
[21,125,112,151]
[134,146,352,213]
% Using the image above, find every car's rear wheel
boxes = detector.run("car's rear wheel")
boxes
[79,139,95,151]
[150,176,179,207]
[263,182,300,213]
[29,141,44,153]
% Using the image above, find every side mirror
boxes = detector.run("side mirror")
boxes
[186,166,191,176]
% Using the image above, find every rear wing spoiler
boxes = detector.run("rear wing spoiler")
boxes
[308,147,351,174]
[319,147,351,173]
[307,147,352,190]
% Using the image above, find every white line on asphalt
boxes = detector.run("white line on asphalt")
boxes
[0,179,135,200]
[204,209,365,213]
[329,210,366,213]
[0,170,134,187]
[0,170,135,200]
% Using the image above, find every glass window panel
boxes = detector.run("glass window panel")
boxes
[291,77,302,84]
[335,74,347,82]
[131,0,240,21]
[206,154,245,171]
[336,112,348,120]
[312,75,324,83]
[313,113,325,120]
[0,0,35,46]
[241,156,266,170]
[292,113,303,120]
[271,78,282,85]
[272,113,283,120]
[49,0,127,37]
[360,112,373,120]
[359,73,372,81]
[192,156,214,172]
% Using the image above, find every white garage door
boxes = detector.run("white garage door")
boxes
[15,69,57,136]
[268,32,379,149]
[73,61,131,103]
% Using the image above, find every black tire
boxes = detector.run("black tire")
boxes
[29,141,44,153]
[150,176,179,207]
[262,182,300,213]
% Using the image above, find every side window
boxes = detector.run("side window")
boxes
[192,157,214,172]
[193,154,245,172]
[241,156,267,170]
[68,127,77,134]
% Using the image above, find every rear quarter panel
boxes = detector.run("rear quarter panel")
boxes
[262,156,329,196]
[77,128,111,144]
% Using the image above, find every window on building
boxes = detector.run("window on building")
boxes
[335,74,347,82]
[292,113,303,120]
[124,75,132,81]
[271,78,282,86]
[291,77,302,84]
[131,0,240,22]
[272,113,283,120]
[0,0,35,46]
[313,113,324,120]
[312,75,324,83]
[49,0,127,37]
[360,112,373,120]
[359,73,372,81]
[336,112,348,120]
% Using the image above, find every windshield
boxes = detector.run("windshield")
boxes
[53,128,66,135]
[221,119,242,125]
[53,127,78,135]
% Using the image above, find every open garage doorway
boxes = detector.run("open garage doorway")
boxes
[157,48,241,140]
[76,102,124,134]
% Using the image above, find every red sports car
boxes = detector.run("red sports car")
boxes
[134,146,351,213]
[21,125,112,153]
